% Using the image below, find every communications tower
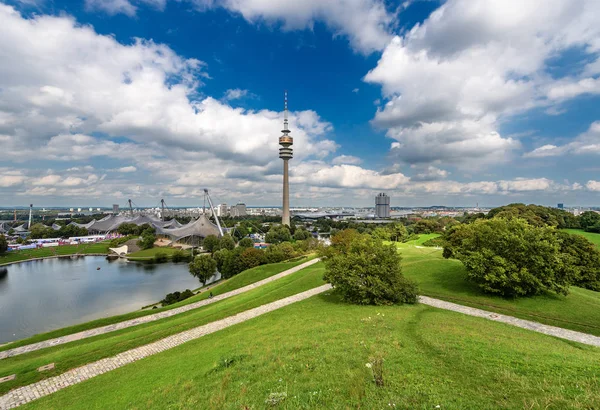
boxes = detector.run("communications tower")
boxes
[279,91,293,226]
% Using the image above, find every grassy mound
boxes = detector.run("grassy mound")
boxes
[0,261,323,394]
[27,292,600,409]
[0,242,110,265]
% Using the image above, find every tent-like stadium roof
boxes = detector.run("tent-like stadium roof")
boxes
[157,214,221,241]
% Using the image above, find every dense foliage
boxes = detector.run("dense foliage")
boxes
[160,289,194,306]
[137,231,156,250]
[319,230,418,305]
[486,203,579,229]
[238,237,254,249]
[443,218,600,297]
[171,249,192,263]
[189,254,217,285]
[265,225,292,244]
[579,211,600,233]
[202,235,219,253]
[0,235,7,254]
[28,223,89,239]
[218,234,236,251]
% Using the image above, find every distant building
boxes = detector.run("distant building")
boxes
[112,204,119,214]
[375,193,391,218]
[231,203,247,217]
[557,203,564,209]
[217,204,229,217]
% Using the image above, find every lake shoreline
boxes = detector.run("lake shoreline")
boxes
[0,253,109,267]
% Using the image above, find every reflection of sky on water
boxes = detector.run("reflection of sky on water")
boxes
[0,257,202,343]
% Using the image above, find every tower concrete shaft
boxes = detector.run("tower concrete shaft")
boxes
[279,91,293,226]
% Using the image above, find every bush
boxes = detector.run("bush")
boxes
[238,237,254,249]
[153,252,168,263]
[219,234,236,251]
[265,225,292,244]
[238,247,265,270]
[137,231,156,250]
[319,230,418,305]
[422,236,445,247]
[171,249,191,263]
[0,234,7,254]
[161,289,194,306]
[556,231,600,291]
[443,218,572,297]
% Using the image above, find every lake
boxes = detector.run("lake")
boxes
[0,256,207,344]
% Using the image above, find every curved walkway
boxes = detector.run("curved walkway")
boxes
[419,296,600,347]
[0,258,321,360]
[0,284,333,409]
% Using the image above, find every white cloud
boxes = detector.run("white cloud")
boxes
[587,181,600,192]
[364,0,600,167]
[116,166,137,173]
[525,122,600,158]
[189,0,394,54]
[85,0,167,16]
[331,155,362,165]
[411,166,449,182]
[223,88,249,101]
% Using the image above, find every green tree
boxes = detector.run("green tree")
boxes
[319,231,418,305]
[265,225,292,244]
[556,231,600,291]
[238,247,265,270]
[219,234,236,251]
[203,235,219,253]
[213,248,230,272]
[580,211,600,230]
[238,237,254,248]
[28,223,51,239]
[0,234,8,254]
[371,227,391,241]
[293,228,311,241]
[189,254,217,285]
[137,231,156,250]
[443,218,571,297]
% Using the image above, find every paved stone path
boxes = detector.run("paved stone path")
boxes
[0,284,333,409]
[0,258,321,360]
[419,296,600,347]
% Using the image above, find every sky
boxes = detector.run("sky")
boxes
[0,0,599,208]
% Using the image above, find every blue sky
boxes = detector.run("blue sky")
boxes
[0,0,599,207]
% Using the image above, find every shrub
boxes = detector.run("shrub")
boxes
[153,252,168,263]
[320,231,418,305]
[422,236,445,247]
[443,218,572,297]
[171,249,191,263]
[137,231,156,250]
[238,237,254,249]
[0,234,7,254]
[161,289,194,306]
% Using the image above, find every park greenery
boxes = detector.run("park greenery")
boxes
[160,289,194,306]
[189,254,218,285]
[0,234,7,254]
[320,229,418,305]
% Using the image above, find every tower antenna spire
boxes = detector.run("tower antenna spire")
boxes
[279,90,293,226]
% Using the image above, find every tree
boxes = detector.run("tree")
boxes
[319,231,418,305]
[137,231,156,250]
[556,231,600,291]
[28,223,51,239]
[238,247,265,270]
[580,211,600,230]
[213,248,230,272]
[371,227,391,241]
[265,225,292,244]
[238,237,254,248]
[189,254,217,285]
[0,235,7,254]
[219,234,236,251]
[443,218,572,297]
[293,228,311,241]
[389,223,408,242]
[203,235,219,253]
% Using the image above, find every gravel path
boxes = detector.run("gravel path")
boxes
[419,296,600,347]
[0,258,321,360]
[0,284,333,409]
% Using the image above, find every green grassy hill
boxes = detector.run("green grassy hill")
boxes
[26,291,600,409]
[0,242,110,265]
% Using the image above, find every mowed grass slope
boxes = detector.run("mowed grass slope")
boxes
[0,242,110,265]
[393,238,600,336]
[25,292,600,410]
[562,229,600,247]
[0,255,315,352]
[0,262,325,395]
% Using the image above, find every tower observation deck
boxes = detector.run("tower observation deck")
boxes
[280,91,293,226]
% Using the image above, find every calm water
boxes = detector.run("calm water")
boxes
[0,256,206,343]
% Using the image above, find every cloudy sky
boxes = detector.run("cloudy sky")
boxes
[1,0,599,208]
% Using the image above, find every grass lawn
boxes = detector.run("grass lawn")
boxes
[25,292,600,409]
[0,255,316,353]
[0,262,325,395]
[562,228,600,247]
[392,239,600,336]
[0,242,110,265]
[126,247,190,260]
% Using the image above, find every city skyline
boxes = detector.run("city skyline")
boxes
[1,0,600,207]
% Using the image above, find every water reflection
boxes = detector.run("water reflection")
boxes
[0,256,201,343]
